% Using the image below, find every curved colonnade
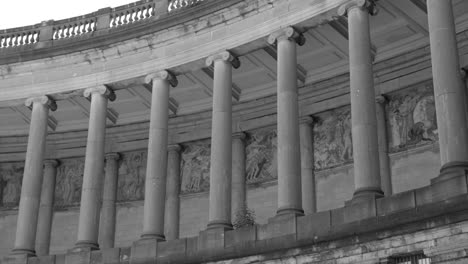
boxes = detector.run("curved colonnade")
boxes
[1,0,468,263]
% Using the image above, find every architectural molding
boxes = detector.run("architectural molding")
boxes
[145,70,179,88]
[83,86,116,102]
[337,0,378,17]
[267,26,306,46]
[25,96,57,112]
[205,51,241,69]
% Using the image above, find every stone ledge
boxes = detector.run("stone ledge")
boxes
[4,174,468,264]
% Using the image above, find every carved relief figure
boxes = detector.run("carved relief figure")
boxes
[245,128,277,183]
[55,158,84,207]
[387,84,438,152]
[0,162,23,207]
[180,140,211,193]
[117,151,146,201]
[314,106,353,170]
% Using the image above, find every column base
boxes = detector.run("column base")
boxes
[10,248,36,257]
[140,233,165,242]
[207,220,233,231]
[432,161,468,184]
[276,207,304,217]
[73,240,100,252]
[349,187,384,205]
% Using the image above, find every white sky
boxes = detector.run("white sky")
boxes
[1,0,135,30]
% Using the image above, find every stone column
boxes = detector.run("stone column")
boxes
[141,71,178,241]
[427,0,468,181]
[231,132,246,220]
[164,144,182,241]
[99,153,120,249]
[206,51,240,230]
[35,159,59,256]
[12,96,56,256]
[268,27,305,216]
[338,0,383,201]
[375,95,392,196]
[299,117,316,215]
[75,86,115,250]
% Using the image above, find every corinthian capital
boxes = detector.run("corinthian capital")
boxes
[25,95,57,111]
[145,70,178,88]
[338,0,378,17]
[83,86,116,102]
[267,26,305,46]
[205,51,241,69]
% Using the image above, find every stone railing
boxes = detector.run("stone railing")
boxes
[0,26,39,48]
[52,15,97,40]
[110,0,155,28]
[168,0,205,12]
[0,0,205,49]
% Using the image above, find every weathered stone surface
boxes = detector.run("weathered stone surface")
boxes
[180,139,211,194]
[130,239,157,264]
[376,190,416,216]
[0,162,23,207]
[157,239,186,262]
[65,250,91,264]
[55,158,84,207]
[117,151,146,202]
[386,83,438,153]
[225,226,257,248]
[296,211,331,241]
[245,127,277,183]
[198,228,225,251]
[313,105,352,170]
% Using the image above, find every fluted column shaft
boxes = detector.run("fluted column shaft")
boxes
[35,160,59,256]
[427,0,468,180]
[99,153,120,248]
[206,51,239,230]
[164,144,181,241]
[142,71,177,240]
[13,96,56,256]
[268,27,305,216]
[376,96,392,196]
[231,133,246,219]
[339,0,383,200]
[299,117,316,214]
[75,86,115,250]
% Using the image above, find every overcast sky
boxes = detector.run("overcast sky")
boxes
[1,0,135,29]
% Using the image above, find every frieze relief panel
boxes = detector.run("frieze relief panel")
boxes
[387,83,438,152]
[0,162,24,207]
[117,150,146,201]
[180,139,211,194]
[55,158,84,207]
[245,127,277,183]
[313,106,353,170]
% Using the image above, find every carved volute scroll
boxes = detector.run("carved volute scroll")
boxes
[25,95,57,112]
[145,70,178,88]
[267,26,306,46]
[337,0,379,17]
[205,51,240,69]
[83,86,116,102]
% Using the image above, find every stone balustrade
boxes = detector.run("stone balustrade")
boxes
[168,0,205,12]
[52,17,97,40]
[0,27,39,48]
[0,0,205,49]
[109,0,156,28]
